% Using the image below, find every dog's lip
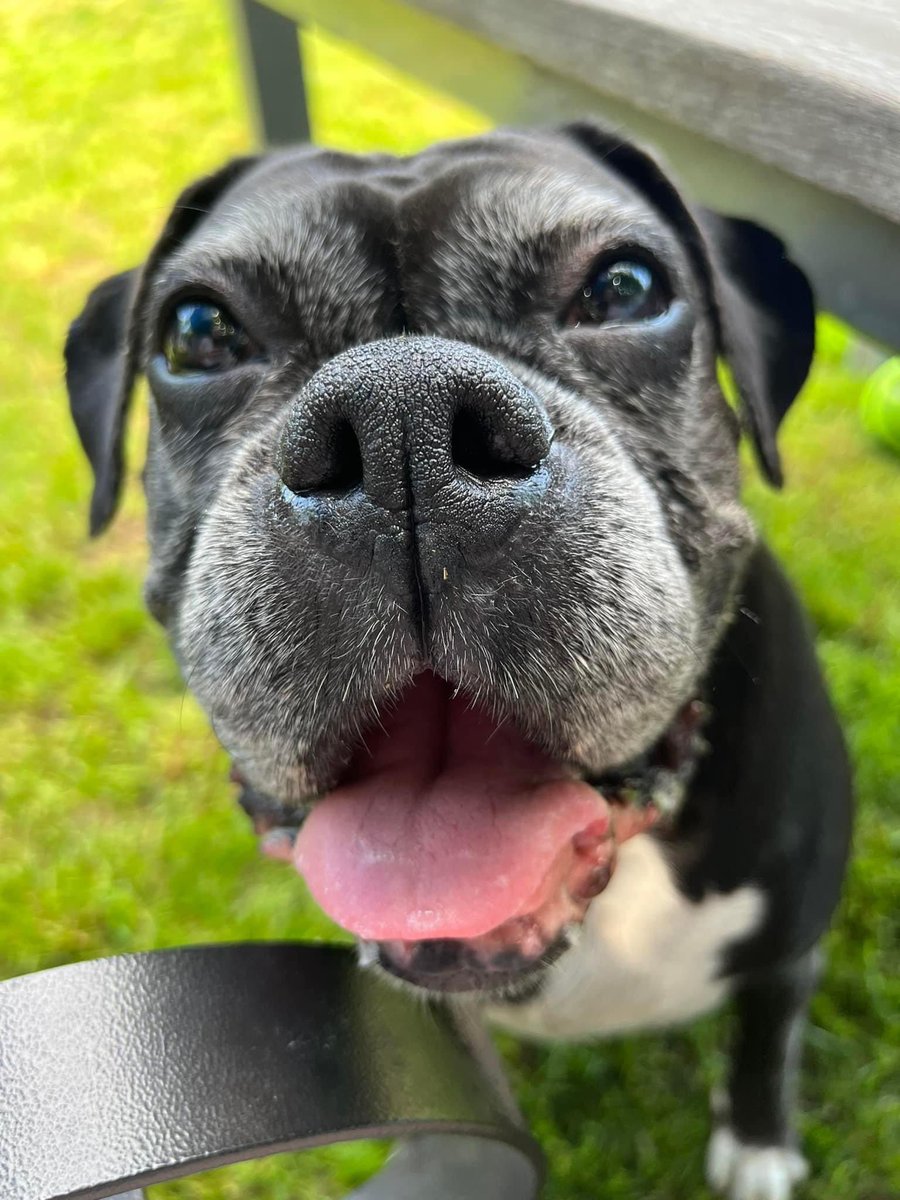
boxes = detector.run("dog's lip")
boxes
[287,670,689,943]
[370,928,573,997]
[236,693,706,845]
[235,687,705,960]
[586,696,707,812]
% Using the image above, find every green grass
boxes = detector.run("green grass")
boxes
[0,2,896,1196]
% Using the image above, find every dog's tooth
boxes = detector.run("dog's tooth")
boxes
[357,940,379,968]
[259,826,298,861]
[651,772,686,815]
[572,817,612,857]
[561,922,582,949]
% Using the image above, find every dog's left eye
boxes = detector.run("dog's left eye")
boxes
[574,259,670,325]
[162,300,257,372]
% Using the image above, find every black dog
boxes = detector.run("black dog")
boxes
[65,124,851,1199]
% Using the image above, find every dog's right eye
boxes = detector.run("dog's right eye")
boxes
[162,300,257,373]
[566,257,671,328]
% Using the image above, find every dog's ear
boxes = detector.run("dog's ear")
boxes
[65,268,139,536]
[694,210,815,486]
[65,155,259,535]
[560,122,815,486]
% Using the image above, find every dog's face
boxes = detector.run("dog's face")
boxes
[66,126,813,997]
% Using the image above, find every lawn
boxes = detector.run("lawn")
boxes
[0,2,896,1197]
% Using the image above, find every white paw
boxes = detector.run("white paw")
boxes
[706,1125,809,1200]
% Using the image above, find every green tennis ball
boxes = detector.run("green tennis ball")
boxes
[860,358,900,456]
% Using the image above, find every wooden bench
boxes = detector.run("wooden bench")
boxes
[232,0,900,349]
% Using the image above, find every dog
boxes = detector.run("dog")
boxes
[65,124,852,1199]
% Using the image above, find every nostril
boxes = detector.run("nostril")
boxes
[317,418,364,494]
[282,416,364,497]
[451,406,538,482]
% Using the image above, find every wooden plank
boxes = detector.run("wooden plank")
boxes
[261,0,900,219]
[408,0,900,224]
[265,0,900,346]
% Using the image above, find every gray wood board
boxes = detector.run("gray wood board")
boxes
[267,0,900,344]
[407,0,900,222]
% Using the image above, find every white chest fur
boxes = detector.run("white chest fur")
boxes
[489,834,765,1041]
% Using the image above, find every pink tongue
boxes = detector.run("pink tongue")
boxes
[294,673,607,940]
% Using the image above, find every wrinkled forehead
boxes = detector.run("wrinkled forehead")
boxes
[163,135,685,273]
[403,136,680,256]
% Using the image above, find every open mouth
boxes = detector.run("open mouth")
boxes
[238,671,704,994]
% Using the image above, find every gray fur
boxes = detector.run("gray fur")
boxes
[69,126,807,814]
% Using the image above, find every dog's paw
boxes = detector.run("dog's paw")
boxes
[706,1125,809,1200]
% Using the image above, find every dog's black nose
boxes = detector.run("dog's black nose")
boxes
[277,335,552,510]
[275,337,555,600]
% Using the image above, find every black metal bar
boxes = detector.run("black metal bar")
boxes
[0,944,542,1199]
[233,0,311,146]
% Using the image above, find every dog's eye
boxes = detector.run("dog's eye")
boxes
[163,300,257,372]
[575,259,670,325]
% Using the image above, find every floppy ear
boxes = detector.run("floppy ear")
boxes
[561,122,816,486]
[64,155,259,535]
[695,210,815,485]
[65,268,139,536]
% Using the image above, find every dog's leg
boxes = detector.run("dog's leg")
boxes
[706,948,821,1200]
